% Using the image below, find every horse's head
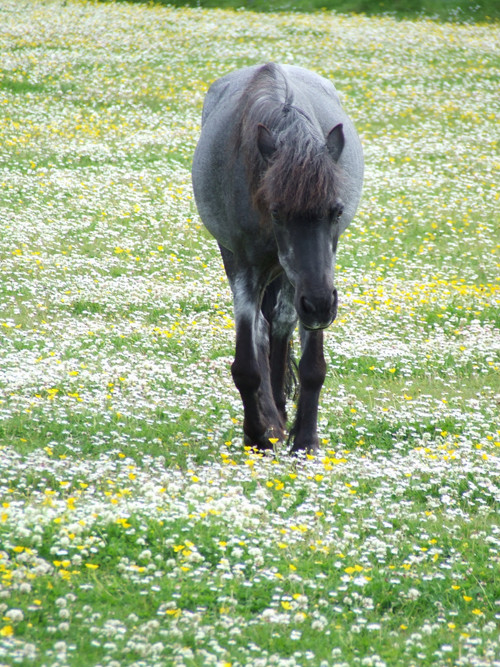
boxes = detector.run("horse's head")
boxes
[270,202,344,330]
[257,122,345,330]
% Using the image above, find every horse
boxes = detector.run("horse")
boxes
[192,63,363,453]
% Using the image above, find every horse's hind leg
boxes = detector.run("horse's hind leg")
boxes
[289,326,326,454]
[262,277,298,427]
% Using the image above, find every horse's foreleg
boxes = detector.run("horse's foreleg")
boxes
[231,289,285,450]
[289,326,326,454]
[231,313,265,444]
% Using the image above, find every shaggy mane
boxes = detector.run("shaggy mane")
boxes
[235,63,342,221]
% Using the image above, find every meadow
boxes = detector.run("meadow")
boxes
[0,0,499,665]
[140,0,500,23]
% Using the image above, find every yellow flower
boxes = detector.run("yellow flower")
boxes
[166,608,180,616]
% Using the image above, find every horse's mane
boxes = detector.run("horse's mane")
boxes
[235,63,341,221]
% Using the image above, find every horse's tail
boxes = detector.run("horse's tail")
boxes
[261,277,298,401]
[261,275,281,327]
[284,341,298,400]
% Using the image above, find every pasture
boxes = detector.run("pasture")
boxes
[0,0,499,665]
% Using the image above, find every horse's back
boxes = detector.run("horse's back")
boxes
[200,67,257,125]
[200,64,341,128]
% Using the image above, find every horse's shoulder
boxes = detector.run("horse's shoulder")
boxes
[202,78,229,124]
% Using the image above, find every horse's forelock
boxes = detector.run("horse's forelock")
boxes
[237,64,341,222]
[258,126,341,220]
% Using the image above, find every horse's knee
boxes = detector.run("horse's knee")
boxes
[231,358,261,393]
[298,356,326,391]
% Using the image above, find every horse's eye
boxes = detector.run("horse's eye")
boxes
[331,204,344,220]
[271,209,283,225]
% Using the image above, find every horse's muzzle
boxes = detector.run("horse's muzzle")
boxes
[297,288,338,330]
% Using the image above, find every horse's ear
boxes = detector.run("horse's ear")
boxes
[257,123,276,161]
[326,123,345,163]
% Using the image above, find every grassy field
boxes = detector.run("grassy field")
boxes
[107,0,500,23]
[153,0,498,22]
[0,0,499,665]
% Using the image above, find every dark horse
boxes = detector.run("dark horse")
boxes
[192,63,363,453]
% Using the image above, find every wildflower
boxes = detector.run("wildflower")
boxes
[0,626,14,637]
[4,609,24,623]
[407,588,421,600]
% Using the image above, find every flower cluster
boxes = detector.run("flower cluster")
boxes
[0,1,498,665]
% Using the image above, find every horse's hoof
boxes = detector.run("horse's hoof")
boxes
[244,427,284,451]
[289,438,319,456]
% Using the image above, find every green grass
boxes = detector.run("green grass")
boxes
[0,1,498,665]
[106,0,500,22]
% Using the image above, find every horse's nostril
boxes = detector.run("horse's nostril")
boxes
[300,296,315,315]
